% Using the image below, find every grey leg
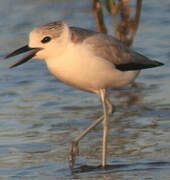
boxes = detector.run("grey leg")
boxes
[105,97,115,115]
[69,92,113,168]
[99,89,109,168]
[69,114,104,168]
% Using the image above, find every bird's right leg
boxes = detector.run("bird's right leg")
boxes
[105,97,115,115]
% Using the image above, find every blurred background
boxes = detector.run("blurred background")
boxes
[0,0,170,179]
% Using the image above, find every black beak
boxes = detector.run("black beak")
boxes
[5,45,41,68]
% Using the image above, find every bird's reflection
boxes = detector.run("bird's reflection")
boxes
[70,160,170,174]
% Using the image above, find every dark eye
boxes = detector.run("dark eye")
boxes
[41,36,51,43]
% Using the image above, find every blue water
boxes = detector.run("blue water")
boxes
[0,0,170,179]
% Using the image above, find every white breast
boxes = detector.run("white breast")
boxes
[45,41,138,93]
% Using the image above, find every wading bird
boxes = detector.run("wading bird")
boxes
[6,21,163,168]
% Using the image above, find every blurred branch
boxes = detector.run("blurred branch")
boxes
[92,0,107,34]
[105,0,121,36]
[131,0,142,42]
[115,0,132,46]
[92,0,143,47]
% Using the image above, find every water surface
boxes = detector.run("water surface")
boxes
[0,0,170,179]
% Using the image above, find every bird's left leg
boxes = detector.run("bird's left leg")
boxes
[69,113,104,168]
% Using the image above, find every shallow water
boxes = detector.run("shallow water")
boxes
[0,0,170,179]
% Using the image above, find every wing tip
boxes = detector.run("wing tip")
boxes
[152,60,164,67]
[116,59,164,71]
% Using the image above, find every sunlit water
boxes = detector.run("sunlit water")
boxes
[0,0,170,179]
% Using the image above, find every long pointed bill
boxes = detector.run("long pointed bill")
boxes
[5,45,41,69]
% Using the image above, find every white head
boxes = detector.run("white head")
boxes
[6,21,71,68]
[29,21,71,60]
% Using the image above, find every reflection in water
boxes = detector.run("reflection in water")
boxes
[71,160,170,174]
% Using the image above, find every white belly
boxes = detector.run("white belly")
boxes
[45,43,138,93]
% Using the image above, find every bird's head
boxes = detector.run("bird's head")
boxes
[6,21,70,68]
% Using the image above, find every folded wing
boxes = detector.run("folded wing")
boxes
[70,27,163,71]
